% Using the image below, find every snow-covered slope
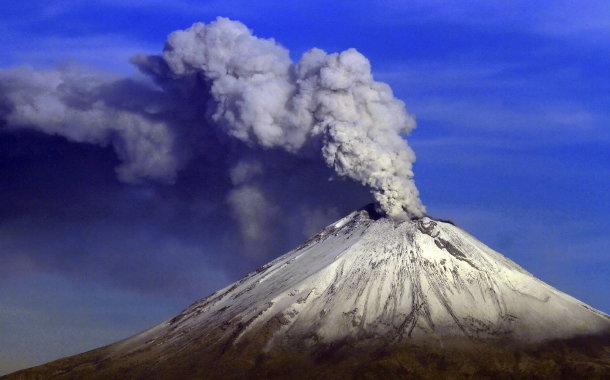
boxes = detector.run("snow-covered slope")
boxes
[5,206,609,379]
[117,206,608,356]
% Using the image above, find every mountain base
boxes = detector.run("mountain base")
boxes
[4,333,609,380]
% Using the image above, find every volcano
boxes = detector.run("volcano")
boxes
[4,206,609,379]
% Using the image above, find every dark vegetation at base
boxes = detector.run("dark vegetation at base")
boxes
[4,333,609,380]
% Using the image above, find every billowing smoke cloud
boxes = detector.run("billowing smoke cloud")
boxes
[0,17,425,221]
[0,66,181,183]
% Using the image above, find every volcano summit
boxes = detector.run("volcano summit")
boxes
[5,206,609,379]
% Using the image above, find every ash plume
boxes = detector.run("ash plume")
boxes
[0,17,425,220]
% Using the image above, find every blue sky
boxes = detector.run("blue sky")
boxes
[1,0,609,375]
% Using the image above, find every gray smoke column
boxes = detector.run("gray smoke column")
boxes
[0,17,425,219]
[135,18,425,218]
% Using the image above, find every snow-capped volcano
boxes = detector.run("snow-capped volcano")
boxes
[147,204,608,347]
[5,206,609,379]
